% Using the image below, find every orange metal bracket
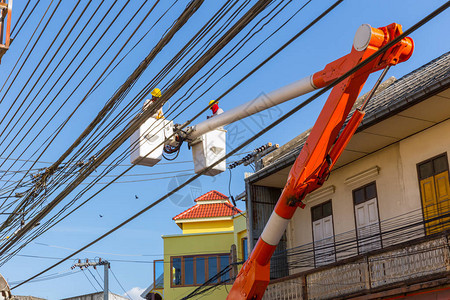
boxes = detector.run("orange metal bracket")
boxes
[0,0,12,62]
[227,23,413,300]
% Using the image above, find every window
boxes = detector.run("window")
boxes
[353,182,382,254]
[241,237,248,261]
[418,153,450,235]
[184,257,194,285]
[220,255,230,282]
[196,257,205,284]
[311,201,335,267]
[172,257,182,286]
[170,254,231,287]
[208,256,218,283]
[153,260,164,289]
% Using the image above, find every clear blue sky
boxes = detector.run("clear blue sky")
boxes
[0,1,448,299]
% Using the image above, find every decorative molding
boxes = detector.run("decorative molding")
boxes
[305,185,336,204]
[174,216,233,224]
[344,166,380,187]
[162,231,234,238]
[197,200,228,205]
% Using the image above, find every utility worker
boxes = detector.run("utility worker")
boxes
[207,100,223,119]
[143,88,164,119]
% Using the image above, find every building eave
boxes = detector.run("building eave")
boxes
[246,52,450,187]
[162,230,234,239]
[174,216,234,224]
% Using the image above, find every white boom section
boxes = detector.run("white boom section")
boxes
[188,75,317,140]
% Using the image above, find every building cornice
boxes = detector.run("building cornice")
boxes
[174,216,233,224]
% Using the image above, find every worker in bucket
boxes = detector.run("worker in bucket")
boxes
[143,88,164,119]
[207,99,223,119]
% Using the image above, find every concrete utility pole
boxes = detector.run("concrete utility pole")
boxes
[72,258,110,300]
[104,261,109,300]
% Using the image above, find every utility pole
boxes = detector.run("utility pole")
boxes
[104,260,109,300]
[72,258,110,300]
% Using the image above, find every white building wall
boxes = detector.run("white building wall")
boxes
[287,119,450,274]
[62,292,128,300]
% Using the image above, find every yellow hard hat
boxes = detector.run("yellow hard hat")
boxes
[151,88,161,98]
[209,100,217,106]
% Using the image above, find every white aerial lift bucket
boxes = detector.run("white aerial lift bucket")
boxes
[130,117,173,166]
[191,128,227,176]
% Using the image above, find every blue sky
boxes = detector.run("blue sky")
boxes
[0,1,448,299]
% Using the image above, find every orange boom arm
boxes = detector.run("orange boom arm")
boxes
[227,23,413,300]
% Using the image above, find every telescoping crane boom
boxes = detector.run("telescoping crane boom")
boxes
[131,24,412,178]
[226,23,414,299]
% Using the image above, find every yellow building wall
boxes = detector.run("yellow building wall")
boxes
[181,219,234,234]
[233,214,248,262]
[163,231,234,300]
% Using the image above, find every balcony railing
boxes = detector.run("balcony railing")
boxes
[263,234,450,299]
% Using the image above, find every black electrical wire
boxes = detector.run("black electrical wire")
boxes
[0,0,142,223]
[0,0,110,185]
[87,267,103,290]
[9,269,81,286]
[0,1,93,149]
[0,0,330,258]
[0,0,124,181]
[0,0,196,194]
[87,0,308,178]
[2,0,273,261]
[7,0,446,282]
[87,1,180,98]
[11,0,448,289]
[82,269,99,292]
[0,0,209,246]
[180,264,234,300]
[0,0,48,99]
[10,0,39,37]
[110,268,132,300]
[10,0,260,241]
[46,0,296,195]
[1,0,260,232]
[0,1,82,138]
[0,0,199,231]
[63,0,242,166]
[0,0,145,157]
[0,0,60,105]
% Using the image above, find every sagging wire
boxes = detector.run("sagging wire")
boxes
[7,0,349,276]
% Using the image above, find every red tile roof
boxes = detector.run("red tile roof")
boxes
[194,190,228,202]
[173,191,242,220]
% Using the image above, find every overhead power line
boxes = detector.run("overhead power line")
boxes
[0,0,271,259]
[16,0,283,250]
[10,0,38,37]
[0,0,125,183]
[0,0,258,246]
[110,268,132,300]
[0,0,205,242]
[11,0,449,290]
[2,0,330,272]
[0,0,61,109]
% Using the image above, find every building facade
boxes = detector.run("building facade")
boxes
[143,190,247,300]
[243,52,450,299]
